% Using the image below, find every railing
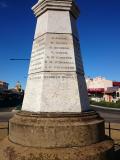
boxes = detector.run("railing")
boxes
[105,122,120,138]
[105,122,120,152]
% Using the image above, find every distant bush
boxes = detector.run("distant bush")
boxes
[15,104,22,110]
[90,100,120,108]
[116,99,120,104]
[0,92,24,108]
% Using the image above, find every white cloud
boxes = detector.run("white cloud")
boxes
[0,1,8,8]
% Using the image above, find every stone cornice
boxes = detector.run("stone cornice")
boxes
[32,0,80,19]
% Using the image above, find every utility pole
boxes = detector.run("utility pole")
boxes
[10,59,30,61]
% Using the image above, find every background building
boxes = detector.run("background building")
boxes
[0,81,9,92]
[86,76,120,102]
[0,81,24,109]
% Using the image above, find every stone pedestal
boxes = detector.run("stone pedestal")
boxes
[0,111,113,160]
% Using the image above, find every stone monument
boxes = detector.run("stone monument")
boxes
[0,0,113,159]
[22,0,89,113]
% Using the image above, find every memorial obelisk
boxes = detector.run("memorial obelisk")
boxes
[22,0,89,113]
[0,0,113,160]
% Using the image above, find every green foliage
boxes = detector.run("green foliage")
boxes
[116,99,120,104]
[90,100,120,108]
[15,103,22,110]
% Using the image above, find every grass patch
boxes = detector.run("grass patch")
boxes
[90,100,120,109]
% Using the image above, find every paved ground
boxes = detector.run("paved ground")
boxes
[105,122,120,160]
[91,105,120,123]
[92,105,120,159]
[0,112,15,122]
[1,106,120,123]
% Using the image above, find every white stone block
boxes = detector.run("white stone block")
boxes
[22,0,90,113]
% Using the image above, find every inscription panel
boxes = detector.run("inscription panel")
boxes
[29,35,46,74]
[44,34,75,71]
[29,33,84,74]
[29,72,76,80]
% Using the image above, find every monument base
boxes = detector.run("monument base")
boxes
[0,111,114,160]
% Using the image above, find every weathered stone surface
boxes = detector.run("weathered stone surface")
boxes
[0,122,8,141]
[0,136,114,160]
[9,111,105,148]
[21,0,90,113]
[0,111,114,160]
[34,11,79,38]
[28,34,83,73]
[22,8,90,113]
[23,73,89,112]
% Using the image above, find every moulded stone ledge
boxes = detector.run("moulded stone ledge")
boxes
[32,0,80,18]
[9,111,105,148]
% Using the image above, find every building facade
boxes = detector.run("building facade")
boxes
[0,81,9,92]
[86,76,120,102]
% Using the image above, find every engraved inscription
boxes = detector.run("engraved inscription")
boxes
[44,34,75,71]
[29,73,76,80]
[29,33,84,74]
[29,35,46,74]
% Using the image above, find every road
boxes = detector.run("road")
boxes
[91,105,120,123]
[0,112,15,122]
[0,106,120,123]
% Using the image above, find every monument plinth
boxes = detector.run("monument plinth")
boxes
[0,0,114,160]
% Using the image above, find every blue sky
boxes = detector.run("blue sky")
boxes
[0,0,120,89]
